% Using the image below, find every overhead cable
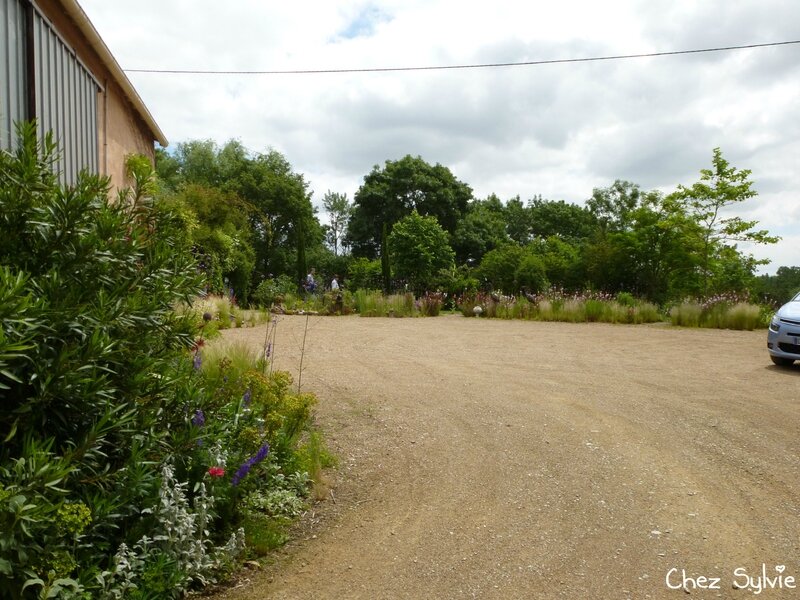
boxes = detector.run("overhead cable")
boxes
[123,40,800,75]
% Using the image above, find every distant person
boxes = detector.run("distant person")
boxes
[305,268,317,293]
[331,274,344,313]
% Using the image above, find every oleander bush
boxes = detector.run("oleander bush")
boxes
[0,124,326,599]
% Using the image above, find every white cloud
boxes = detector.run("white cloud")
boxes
[79,0,799,273]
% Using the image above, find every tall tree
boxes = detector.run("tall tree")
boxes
[673,148,779,293]
[583,185,704,301]
[528,198,596,241]
[322,190,352,256]
[161,183,256,300]
[155,140,324,296]
[173,139,221,188]
[451,196,509,265]
[757,266,800,304]
[587,180,645,233]
[504,196,533,244]
[347,155,472,257]
[380,222,391,294]
[388,212,455,294]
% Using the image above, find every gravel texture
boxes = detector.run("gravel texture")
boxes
[213,314,800,599]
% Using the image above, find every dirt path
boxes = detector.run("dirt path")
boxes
[214,315,800,599]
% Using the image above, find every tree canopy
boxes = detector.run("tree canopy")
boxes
[154,141,787,304]
[347,155,472,258]
[672,147,780,294]
[156,140,324,298]
[388,211,455,294]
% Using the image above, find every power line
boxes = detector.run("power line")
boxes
[123,39,800,75]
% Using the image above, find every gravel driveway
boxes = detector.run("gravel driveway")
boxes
[214,314,800,599]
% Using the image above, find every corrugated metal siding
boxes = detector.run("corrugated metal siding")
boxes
[0,0,27,152]
[32,7,99,185]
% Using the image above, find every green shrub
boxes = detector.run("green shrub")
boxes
[252,275,298,307]
[615,291,636,307]
[515,254,549,294]
[353,290,418,317]
[670,301,702,327]
[460,288,665,325]
[347,258,383,291]
[0,123,214,596]
[584,299,606,322]
[0,124,326,598]
[476,245,524,294]
[419,292,444,316]
[669,296,765,330]
[435,265,479,297]
[321,290,355,315]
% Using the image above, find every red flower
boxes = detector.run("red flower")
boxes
[207,466,225,478]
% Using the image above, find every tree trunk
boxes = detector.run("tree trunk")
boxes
[381,222,391,294]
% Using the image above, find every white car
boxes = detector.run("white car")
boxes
[768,292,800,366]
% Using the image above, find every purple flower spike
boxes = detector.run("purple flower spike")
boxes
[192,352,202,371]
[243,389,252,407]
[192,409,205,427]
[231,442,270,486]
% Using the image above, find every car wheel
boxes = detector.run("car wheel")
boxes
[771,356,795,367]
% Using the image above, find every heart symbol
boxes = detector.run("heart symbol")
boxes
[776,565,786,573]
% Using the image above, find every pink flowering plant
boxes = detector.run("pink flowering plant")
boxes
[456,287,663,324]
[669,291,768,330]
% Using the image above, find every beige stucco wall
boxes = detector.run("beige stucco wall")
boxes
[34,0,158,191]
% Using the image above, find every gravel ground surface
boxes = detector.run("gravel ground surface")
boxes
[213,314,800,599]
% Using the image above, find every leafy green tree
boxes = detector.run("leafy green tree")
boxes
[347,257,383,291]
[673,148,779,293]
[348,155,472,257]
[232,148,323,285]
[515,254,549,293]
[388,211,455,293]
[157,140,324,294]
[625,199,702,301]
[582,181,713,301]
[476,244,526,293]
[528,198,596,241]
[154,147,181,191]
[503,196,533,244]
[322,191,352,256]
[756,266,800,304]
[381,222,391,293]
[306,245,351,290]
[161,184,256,301]
[712,245,760,295]
[173,139,221,188]
[451,196,509,265]
[528,236,584,291]
[587,180,647,233]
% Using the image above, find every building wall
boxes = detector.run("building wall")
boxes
[29,0,157,190]
[101,77,156,190]
[1,0,26,152]
[31,6,99,185]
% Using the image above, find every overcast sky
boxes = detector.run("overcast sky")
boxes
[79,0,799,273]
